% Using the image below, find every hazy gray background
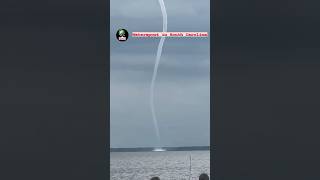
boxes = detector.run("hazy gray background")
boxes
[110,0,210,148]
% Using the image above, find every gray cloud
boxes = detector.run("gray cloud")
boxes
[110,0,210,148]
[111,0,209,19]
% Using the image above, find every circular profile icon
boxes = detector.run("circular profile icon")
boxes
[116,28,129,42]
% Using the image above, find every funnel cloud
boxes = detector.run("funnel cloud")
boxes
[150,0,168,148]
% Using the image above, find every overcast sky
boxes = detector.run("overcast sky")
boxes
[110,0,210,148]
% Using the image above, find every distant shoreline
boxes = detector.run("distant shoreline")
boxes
[110,146,211,152]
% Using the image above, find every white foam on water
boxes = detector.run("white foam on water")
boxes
[152,148,167,152]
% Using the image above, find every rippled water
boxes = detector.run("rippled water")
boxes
[110,150,210,180]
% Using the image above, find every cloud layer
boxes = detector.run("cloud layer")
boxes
[110,0,210,148]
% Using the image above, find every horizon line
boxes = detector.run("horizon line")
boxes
[110,145,211,149]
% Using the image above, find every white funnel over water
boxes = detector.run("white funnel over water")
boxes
[150,0,167,149]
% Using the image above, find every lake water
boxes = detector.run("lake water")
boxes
[110,150,210,180]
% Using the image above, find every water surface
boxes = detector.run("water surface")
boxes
[110,150,210,180]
